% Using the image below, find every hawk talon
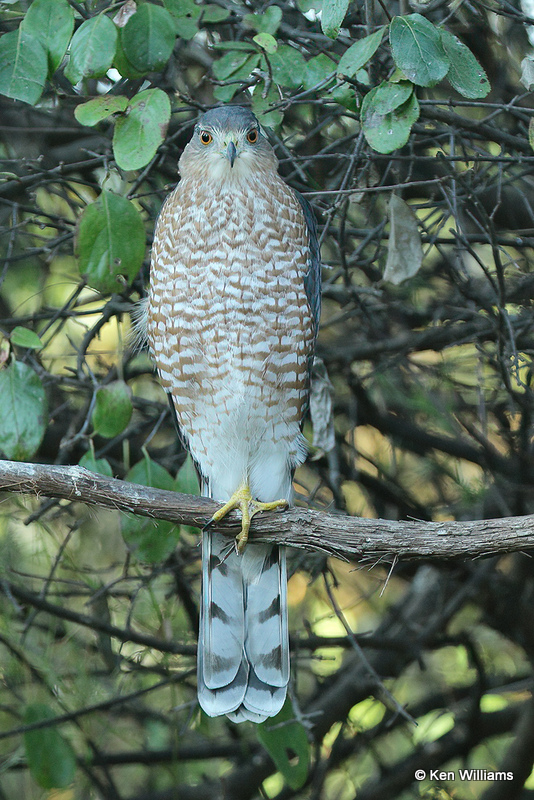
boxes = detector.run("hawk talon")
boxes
[208,485,288,554]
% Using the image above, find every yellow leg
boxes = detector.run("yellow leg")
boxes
[208,484,288,554]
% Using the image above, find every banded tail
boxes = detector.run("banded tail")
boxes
[197,530,289,722]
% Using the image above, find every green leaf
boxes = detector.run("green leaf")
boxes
[10,326,43,349]
[113,35,146,79]
[213,84,241,103]
[74,95,129,126]
[389,13,449,87]
[298,0,323,11]
[113,89,171,171]
[64,14,118,84]
[370,79,413,114]
[440,29,490,99]
[174,454,200,535]
[330,81,358,112]
[202,5,230,23]
[0,360,47,460]
[121,454,180,562]
[529,118,534,152]
[211,41,257,51]
[121,4,176,73]
[302,53,335,91]
[120,518,178,566]
[269,45,306,88]
[212,49,253,80]
[321,0,349,39]
[76,190,146,294]
[383,194,424,284]
[21,0,74,74]
[23,704,76,789]
[361,87,419,153]
[92,380,133,438]
[0,29,47,105]
[174,16,199,39]
[128,454,176,493]
[253,33,278,54]
[163,0,200,39]
[244,6,282,35]
[175,453,200,496]
[213,53,261,102]
[251,83,284,128]
[337,26,384,77]
[164,0,201,19]
[79,450,113,477]
[257,699,309,789]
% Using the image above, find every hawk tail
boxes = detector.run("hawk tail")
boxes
[198,530,289,722]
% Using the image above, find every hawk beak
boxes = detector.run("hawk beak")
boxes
[226,141,237,168]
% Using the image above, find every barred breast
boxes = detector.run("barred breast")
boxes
[147,173,314,503]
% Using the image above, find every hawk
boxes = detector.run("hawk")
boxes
[147,106,321,722]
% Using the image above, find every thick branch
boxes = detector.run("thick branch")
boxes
[1,460,533,561]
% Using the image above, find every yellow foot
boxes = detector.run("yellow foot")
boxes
[208,485,288,554]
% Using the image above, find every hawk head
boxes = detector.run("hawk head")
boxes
[179,106,278,183]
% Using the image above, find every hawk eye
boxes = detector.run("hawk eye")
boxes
[246,129,258,144]
[200,130,213,145]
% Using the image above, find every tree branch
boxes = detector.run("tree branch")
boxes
[1,460,534,561]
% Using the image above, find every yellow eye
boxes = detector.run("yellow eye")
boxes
[200,131,212,145]
[246,129,258,144]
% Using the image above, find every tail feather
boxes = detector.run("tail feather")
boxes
[245,546,289,687]
[198,530,289,722]
[200,531,244,688]
[239,670,287,717]
[197,648,248,716]
[226,702,269,724]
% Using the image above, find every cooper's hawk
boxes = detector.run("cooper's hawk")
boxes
[147,106,321,722]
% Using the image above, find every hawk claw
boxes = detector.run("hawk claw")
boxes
[208,485,288,554]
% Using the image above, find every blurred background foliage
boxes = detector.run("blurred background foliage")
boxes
[2,0,534,798]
